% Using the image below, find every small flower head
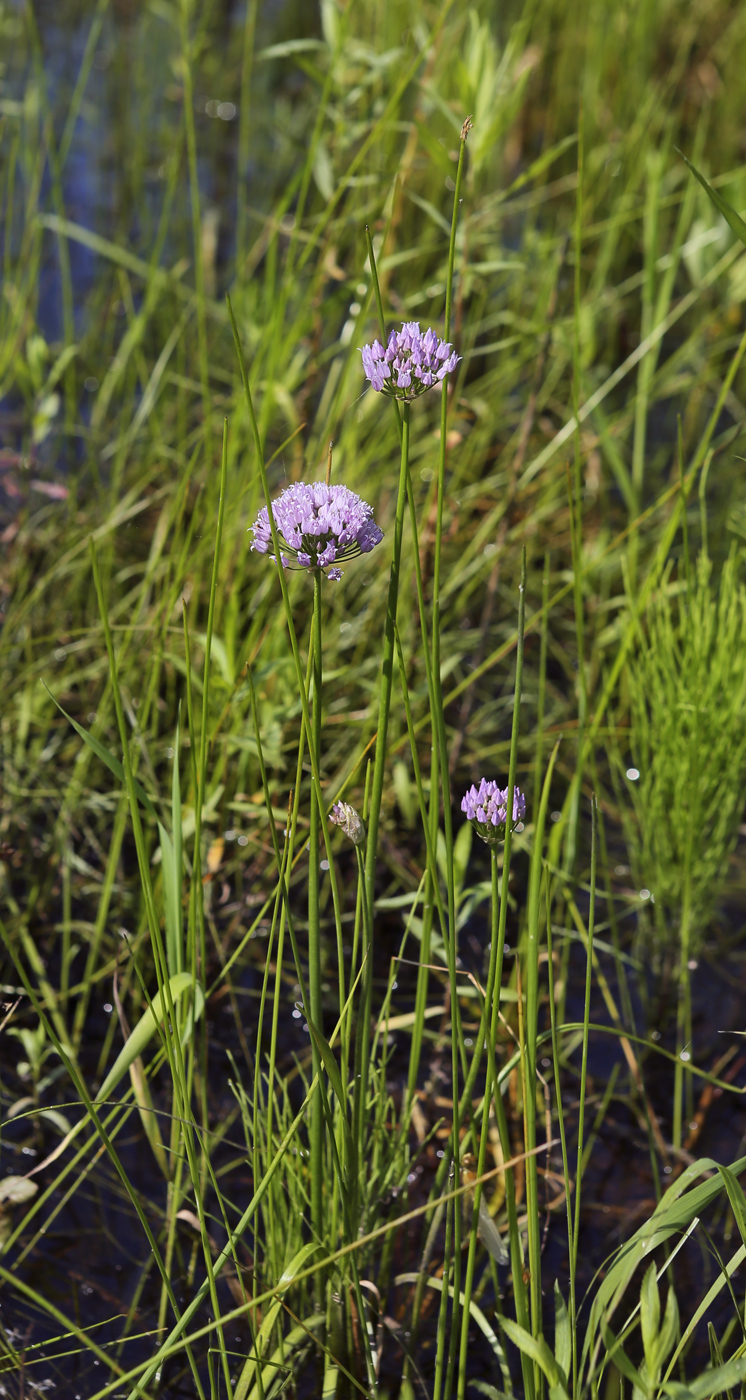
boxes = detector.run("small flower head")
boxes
[329,802,365,847]
[461,779,526,846]
[250,481,383,581]
[361,322,461,401]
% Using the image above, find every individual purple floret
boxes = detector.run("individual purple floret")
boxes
[250,481,383,581]
[461,779,526,846]
[361,322,461,401]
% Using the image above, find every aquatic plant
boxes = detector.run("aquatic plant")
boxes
[623,550,746,945]
[5,2,746,1396]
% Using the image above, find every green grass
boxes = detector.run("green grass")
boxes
[5,0,746,1395]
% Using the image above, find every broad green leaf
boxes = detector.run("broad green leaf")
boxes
[252,1315,324,1400]
[196,632,233,687]
[582,1154,746,1374]
[477,1194,509,1266]
[640,1262,661,1377]
[677,151,746,250]
[708,1322,724,1372]
[663,1243,746,1383]
[160,712,184,979]
[659,1286,680,1370]
[235,1298,283,1400]
[322,1365,340,1398]
[171,712,183,974]
[601,1323,646,1391]
[307,1017,356,1181]
[324,1289,346,1398]
[395,1272,510,1372]
[38,1108,72,1136]
[436,829,448,888]
[42,682,158,820]
[499,1315,565,1392]
[159,826,179,979]
[234,1246,320,1400]
[453,820,473,895]
[716,1164,746,1250]
[664,1354,746,1400]
[503,134,578,198]
[554,1281,572,1382]
[258,37,326,60]
[126,1041,169,1179]
[96,972,203,1104]
[44,344,78,395]
[0,1176,38,1205]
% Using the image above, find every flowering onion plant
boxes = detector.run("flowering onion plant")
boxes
[250,481,383,580]
[361,321,460,400]
[461,779,526,845]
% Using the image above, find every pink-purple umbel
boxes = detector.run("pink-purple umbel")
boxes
[461,779,526,845]
[250,481,383,581]
[361,322,460,400]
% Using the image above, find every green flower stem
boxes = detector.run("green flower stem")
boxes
[182,428,233,1387]
[194,419,229,984]
[351,840,372,1227]
[308,566,324,1240]
[360,398,410,1117]
[393,628,462,1067]
[227,297,344,1015]
[247,654,312,1020]
[570,793,597,1396]
[523,741,561,1368]
[456,851,501,1399]
[456,551,526,1396]
[364,224,440,1112]
[545,886,575,1379]
[434,127,469,1395]
[177,0,210,428]
[432,1183,454,1400]
[534,552,550,819]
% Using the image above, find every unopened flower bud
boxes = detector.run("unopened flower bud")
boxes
[329,802,365,847]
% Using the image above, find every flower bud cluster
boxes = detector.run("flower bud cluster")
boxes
[361,323,460,400]
[250,481,383,581]
[461,779,526,845]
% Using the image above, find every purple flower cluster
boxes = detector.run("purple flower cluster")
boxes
[461,779,526,845]
[361,322,460,400]
[250,481,383,581]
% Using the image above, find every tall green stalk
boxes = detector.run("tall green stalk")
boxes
[456,550,526,1397]
[523,741,561,1375]
[235,0,258,278]
[364,225,439,1118]
[226,296,345,990]
[360,400,410,1114]
[435,120,471,1392]
[178,0,210,427]
[564,109,587,881]
[569,794,597,1394]
[309,567,324,1242]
